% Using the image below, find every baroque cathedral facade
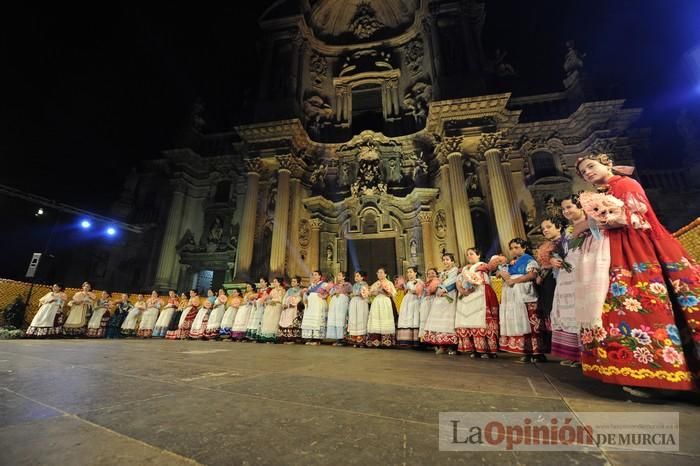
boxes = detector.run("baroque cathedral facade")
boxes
[106,0,646,292]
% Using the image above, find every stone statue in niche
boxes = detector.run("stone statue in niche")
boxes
[409,238,418,257]
[303,95,334,138]
[326,243,334,262]
[384,157,402,183]
[338,162,354,188]
[434,210,447,239]
[299,220,310,247]
[463,158,483,199]
[266,180,277,220]
[208,217,224,244]
[486,49,517,77]
[412,152,428,187]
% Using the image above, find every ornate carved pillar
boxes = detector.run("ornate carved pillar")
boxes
[269,156,292,276]
[437,162,459,256]
[501,153,527,238]
[308,218,323,273]
[154,181,186,289]
[418,211,435,270]
[479,133,517,254]
[235,158,262,280]
[439,136,476,263]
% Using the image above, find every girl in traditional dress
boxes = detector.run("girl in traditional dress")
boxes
[121,294,145,337]
[418,268,440,343]
[423,254,459,355]
[106,294,131,338]
[367,266,397,348]
[63,281,95,336]
[231,284,256,341]
[153,290,178,338]
[189,291,213,340]
[301,270,329,345]
[259,278,286,342]
[246,278,269,341]
[175,290,200,339]
[86,291,112,338]
[278,277,303,343]
[346,271,370,347]
[455,248,500,358]
[396,267,424,347]
[576,153,700,395]
[137,290,163,338]
[219,288,242,339]
[550,195,588,367]
[498,238,549,362]
[326,272,352,345]
[26,284,66,338]
[205,288,228,339]
[165,293,189,340]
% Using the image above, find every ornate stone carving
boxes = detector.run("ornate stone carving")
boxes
[348,2,384,39]
[476,132,504,160]
[310,162,328,191]
[409,238,418,257]
[435,136,462,164]
[350,137,387,197]
[325,242,334,262]
[337,161,355,188]
[276,154,294,172]
[434,209,447,239]
[403,37,424,75]
[244,157,263,174]
[309,53,328,88]
[418,211,433,225]
[563,40,585,78]
[590,138,616,157]
[309,218,323,230]
[299,219,310,247]
[403,81,432,127]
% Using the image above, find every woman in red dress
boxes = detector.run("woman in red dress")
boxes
[576,153,699,394]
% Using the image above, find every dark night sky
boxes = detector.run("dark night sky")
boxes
[1,1,699,279]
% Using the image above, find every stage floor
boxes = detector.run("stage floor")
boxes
[0,339,698,465]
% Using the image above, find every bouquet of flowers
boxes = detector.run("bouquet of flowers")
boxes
[579,191,626,226]
[359,285,370,300]
[287,295,300,308]
[380,280,394,296]
[536,241,573,274]
[394,276,406,290]
[487,255,508,273]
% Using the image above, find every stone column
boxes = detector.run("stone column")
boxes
[308,218,322,273]
[235,158,262,280]
[501,156,527,238]
[418,211,435,270]
[483,146,517,254]
[443,142,476,263]
[154,182,186,289]
[437,163,459,255]
[269,156,292,276]
[286,168,304,277]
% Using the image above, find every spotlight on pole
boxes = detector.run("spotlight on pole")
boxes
[80,219,92,229]
[35,208,44,217]
[106,226,117,236]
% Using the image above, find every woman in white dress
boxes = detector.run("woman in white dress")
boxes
[301,270,329,345]
[366,266,397,348]
[455,248,500,358]
[86,291,112,338]
[277,277,303,343]
[259,278,285,342]
[325,272,352,345]
[231,284,256,341]
[246,278,269,341]
[25,284,67,338]
[423,254,459,354]
[418,268,440,342]
[219,288,242,339]
[153,290,179,338]
[396,267,423,347]
[189,291,213,340]
[121,294,145,337]
[137,291,163,338]
[204,288,228,339]
[345,271,369,347]
[63,281,96,336]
